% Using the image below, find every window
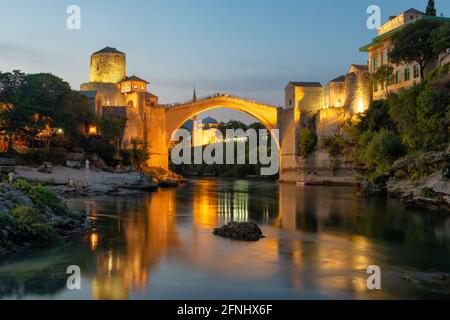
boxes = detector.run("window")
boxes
[372,56,378,71]
[395,71,401,83]
[381,53,384,66]
[404,67,410,81]
[115,56,119,63]
[373,79,378,92]
[289,99,292,107]
[413,65,420,79]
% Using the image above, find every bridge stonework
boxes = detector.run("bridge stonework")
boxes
[142,95,302,181]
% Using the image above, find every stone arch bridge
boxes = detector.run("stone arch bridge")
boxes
[143,94,301,181]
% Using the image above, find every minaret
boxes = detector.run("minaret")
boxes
[193,86,197,102]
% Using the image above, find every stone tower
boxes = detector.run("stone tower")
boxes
[89,47,126,83]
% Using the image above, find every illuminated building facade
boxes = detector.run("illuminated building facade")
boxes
[80,47,159,148]
[360,9,450,100]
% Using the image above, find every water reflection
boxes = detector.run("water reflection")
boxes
[0,179,449,300]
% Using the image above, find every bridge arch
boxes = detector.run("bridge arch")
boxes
[165,96,280,147]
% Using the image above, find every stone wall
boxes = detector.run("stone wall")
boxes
[80,82,125,112]
[89,52,126,84]
[344,71,372,115]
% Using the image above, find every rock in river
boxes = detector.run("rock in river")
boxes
[213,221,265,241]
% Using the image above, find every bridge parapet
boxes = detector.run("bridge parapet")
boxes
[166,93,282,110]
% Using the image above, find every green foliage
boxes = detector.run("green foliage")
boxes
[298,129,317,158]
[356,100,395,133]
[421,187,438,199]
[130,138,150,169]
[0,72,96,152]
[431,23,450,55]
[9,205,58,245]
[389,20,440,80]
[322,135,347,157]
[21,148,67,165]
[387,67,449,151]
[119,149,132,166]
[100,115,127,146]
[372,65,395,93]
[82,137,117,161]
[356,130,405,180]
[13,180,69,216]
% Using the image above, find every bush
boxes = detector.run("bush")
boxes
[120,149,132,166]
[13,180,69,216]
[10,205,58,245]
[356,130,405,179]
[81,137,117,161]
[299,129,318,158]
[21,148,67,165]
[322,135,347,157]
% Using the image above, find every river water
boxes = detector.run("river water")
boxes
[0,178,449,300]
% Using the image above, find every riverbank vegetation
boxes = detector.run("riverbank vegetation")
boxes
[0,180,89,257]
[353,63,449,183]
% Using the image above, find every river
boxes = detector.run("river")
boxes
[0,178,449,299]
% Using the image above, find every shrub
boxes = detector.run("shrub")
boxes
[120,149,132,166]
[21,148,67,165]
[13,180,69,216]
[10,205,58,245]
[356,130,405,179]
[82,137,117,161]
[421,187,438,199]
[322,135,347,157]
[299,129,318,159]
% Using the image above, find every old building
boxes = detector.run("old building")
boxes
[360,9,450,100]
[80,47,159,147]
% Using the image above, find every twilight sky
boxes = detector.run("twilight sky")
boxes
[1,0,449,122]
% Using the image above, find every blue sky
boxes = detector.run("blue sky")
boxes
[1,0,448,122]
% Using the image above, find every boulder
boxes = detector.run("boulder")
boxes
[213,221,265,241]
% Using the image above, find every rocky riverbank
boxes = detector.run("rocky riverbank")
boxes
[12,165,186,197]
[356,147,450,213]
[386,148,450,212]
[0,181,91,258]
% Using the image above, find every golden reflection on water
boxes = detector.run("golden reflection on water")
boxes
[88,180,386,300]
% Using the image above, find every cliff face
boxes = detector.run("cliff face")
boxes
[387,147,450,212]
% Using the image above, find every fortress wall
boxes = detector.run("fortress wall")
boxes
[80,83,125,111]
[324,81,345,108]
[344,72,372,115]
[315,107,346,143]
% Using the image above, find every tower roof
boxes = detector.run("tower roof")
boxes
[93,47,125,55]
[122,75,149,84]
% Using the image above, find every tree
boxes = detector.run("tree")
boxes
[14,73,95,149]
[130,138,149,169]
[431,23,450,55]
[298,128,317,158]
[0,71,26,152]
[426,0,437,16]
[389,20,439,80]
[372,65,395,95]
[100,115,127,148]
